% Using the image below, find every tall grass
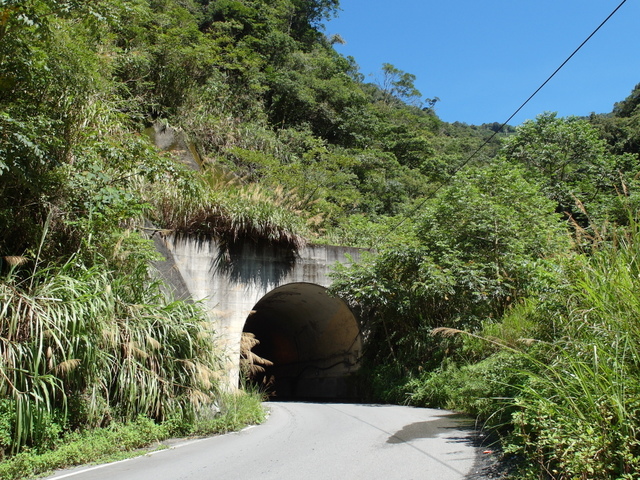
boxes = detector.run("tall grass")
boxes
[414,219,640,479]
[146,167,308,250]
[506,223,640,479]
[0,257,221,455]
[0,389,266,480]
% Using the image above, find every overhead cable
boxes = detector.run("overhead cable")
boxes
[390,0,629,232]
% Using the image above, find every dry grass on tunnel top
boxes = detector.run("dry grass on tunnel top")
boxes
[146,168,310,250]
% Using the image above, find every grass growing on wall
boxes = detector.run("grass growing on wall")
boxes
[145,166,309,250]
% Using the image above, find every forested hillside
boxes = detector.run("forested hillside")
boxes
[2,0,640,478]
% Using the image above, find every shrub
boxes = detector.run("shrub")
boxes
[406,351,530,427]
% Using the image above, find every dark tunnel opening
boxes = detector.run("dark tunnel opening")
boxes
[241,283,362,401]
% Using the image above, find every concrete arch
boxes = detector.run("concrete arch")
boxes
[152,234,365,391]
[243,283,361,400]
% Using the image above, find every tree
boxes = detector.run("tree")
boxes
[264,46,368,141]
[199,0,339,47]
[501,112,639,224]
[331,160,568,374]
[418,160,569,279]
[378,63,422,107]
[590,84,640,156]
[612,82,640,118]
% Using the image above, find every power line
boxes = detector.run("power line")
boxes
[390,0,629,232]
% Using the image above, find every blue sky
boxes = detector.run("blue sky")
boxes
[324,0,640,126]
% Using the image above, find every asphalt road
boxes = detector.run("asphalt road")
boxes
[46,402,480,480]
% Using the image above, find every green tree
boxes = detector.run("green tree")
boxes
[418,161,569,285]
[590,84,640,156]
[378,63,422,107]
[264,46,368,142]
[332,160,568,378]
[0,0,115,256]
[502,112,639,224]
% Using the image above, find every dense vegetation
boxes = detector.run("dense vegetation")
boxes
[2,0,640,478]
[331,106,640,478]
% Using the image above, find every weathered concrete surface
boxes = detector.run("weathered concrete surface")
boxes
[153,234,364,395]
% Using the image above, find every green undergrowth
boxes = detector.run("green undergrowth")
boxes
[394,220,640,479]
[188,388,267,437]
[404,351,532,428]
[0,391,266,480]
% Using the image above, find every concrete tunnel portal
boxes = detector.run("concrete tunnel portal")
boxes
[242,283,362,400]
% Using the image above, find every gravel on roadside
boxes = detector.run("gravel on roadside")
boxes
[465,431,519,480]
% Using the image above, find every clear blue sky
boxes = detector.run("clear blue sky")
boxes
[324,0,640,126]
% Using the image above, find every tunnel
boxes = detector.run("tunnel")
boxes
[241,282,362,401]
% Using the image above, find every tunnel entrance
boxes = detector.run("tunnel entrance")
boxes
[241,283,361,401]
